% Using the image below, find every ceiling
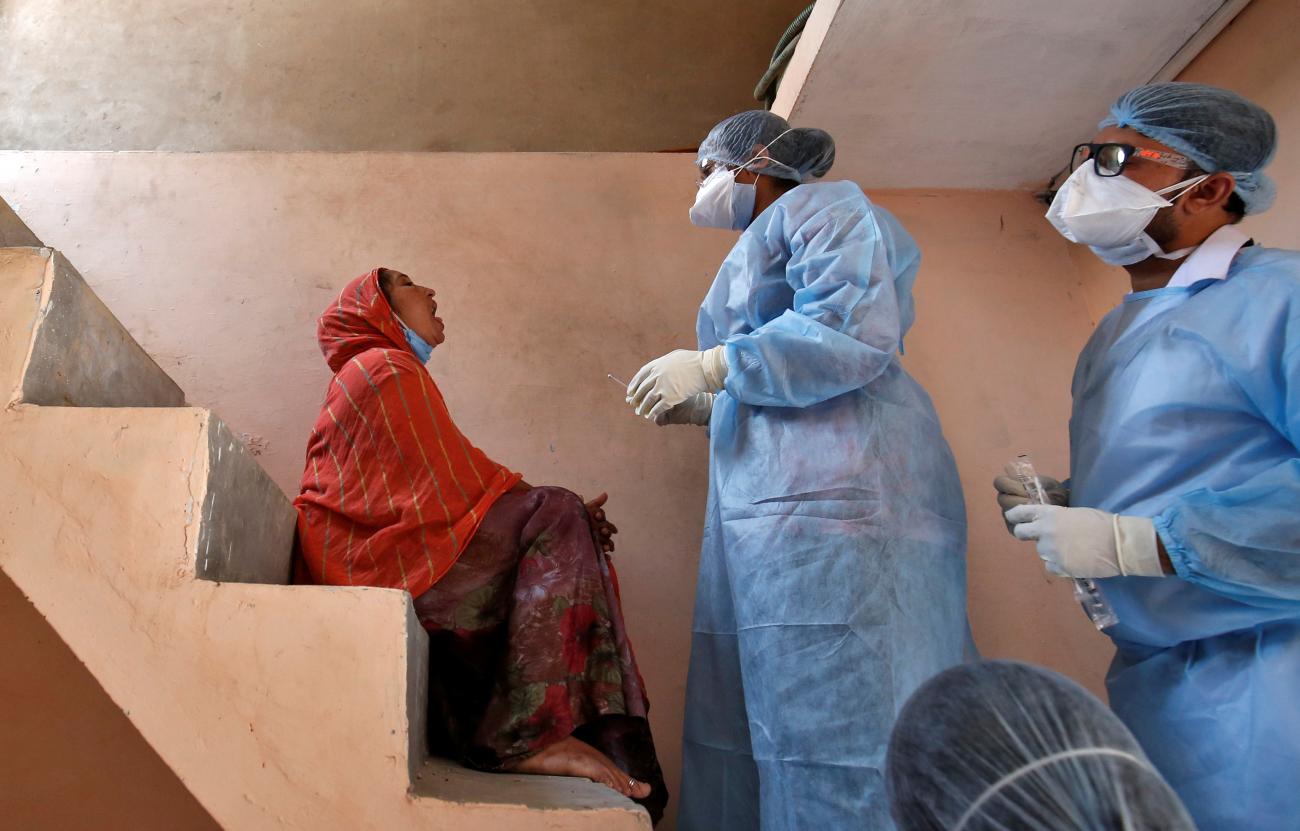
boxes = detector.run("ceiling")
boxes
[777,0,1243,189]
[0,0,810,152]
[0,0,1249,188]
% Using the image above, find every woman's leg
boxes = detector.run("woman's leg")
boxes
[411,493,523,761]
[412,486,666,820]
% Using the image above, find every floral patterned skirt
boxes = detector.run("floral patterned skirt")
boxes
[412,486,667,823]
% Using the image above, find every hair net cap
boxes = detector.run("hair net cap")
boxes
[696,110,835,183]
[1101,81,1277,213]
[886,661,1196,831]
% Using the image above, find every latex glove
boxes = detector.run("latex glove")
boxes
[1005,504,1164,578]
[655,393,714,427]
[993,474,1069,534]
[628,346,727,420]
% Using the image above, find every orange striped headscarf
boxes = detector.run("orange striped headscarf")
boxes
[294,269,521,596]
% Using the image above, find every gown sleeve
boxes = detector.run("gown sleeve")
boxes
[721,202,909,408]
[1155,313,1300,607]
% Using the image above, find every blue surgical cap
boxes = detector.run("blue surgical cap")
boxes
[1101,82,1277,214]
[696,110,835,183]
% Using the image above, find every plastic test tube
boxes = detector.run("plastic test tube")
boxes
[1007,453,1119,631]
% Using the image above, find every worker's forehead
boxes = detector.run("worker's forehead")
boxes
[1089,125,1177,156]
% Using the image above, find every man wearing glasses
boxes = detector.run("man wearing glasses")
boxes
[996,82,1299,830]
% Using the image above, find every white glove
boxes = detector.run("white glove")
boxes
[1004,504,1165,578]
[655,393,714,427]
[993,474,1069,534]
[628,346,728,420]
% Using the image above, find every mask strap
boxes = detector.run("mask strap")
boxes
[1147,174,1212,260]
[1155,173,1210,200]
[738,127,797,178]
[952,748,1155,831]
[702,127,798,184]
[1156,242,1197,261]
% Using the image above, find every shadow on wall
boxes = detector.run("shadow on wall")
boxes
[0,0,813,153]
[0,569,223,831]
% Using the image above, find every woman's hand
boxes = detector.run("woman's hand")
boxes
[583,492,618,554]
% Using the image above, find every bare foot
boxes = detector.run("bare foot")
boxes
[503,737,652,799]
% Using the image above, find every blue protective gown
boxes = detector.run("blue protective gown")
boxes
[677,181,970,830]
[1069,245,1300,831]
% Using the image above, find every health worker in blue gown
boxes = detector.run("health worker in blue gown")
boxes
[998,82,1300,831]
[627,110,971,831]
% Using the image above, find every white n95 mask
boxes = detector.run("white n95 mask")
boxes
[1046,163,1208,265]
[690,166,757,231]
[1088,233,1198,267]
[690,128,798,231]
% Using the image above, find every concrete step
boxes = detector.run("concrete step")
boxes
[3,246,185,408]
[0,237,650,829]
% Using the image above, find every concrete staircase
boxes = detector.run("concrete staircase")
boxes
[0,203,649,830]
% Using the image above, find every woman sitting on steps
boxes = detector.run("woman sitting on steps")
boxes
[293,267,667,823]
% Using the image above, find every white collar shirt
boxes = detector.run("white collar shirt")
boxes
[1165,225,1251,289]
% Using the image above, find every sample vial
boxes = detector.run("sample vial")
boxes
[1006,453,1119,631]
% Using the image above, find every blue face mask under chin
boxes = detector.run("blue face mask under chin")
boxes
[395,315,434,363]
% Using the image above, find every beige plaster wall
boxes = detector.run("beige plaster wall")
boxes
[878,190,1114,689]
[0,0,810,152]
[0,153,1118,829]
